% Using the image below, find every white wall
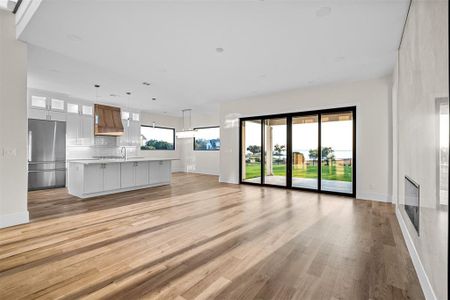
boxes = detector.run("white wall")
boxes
[182,111,220,175]
[220,76,393,202]
[0,11,28,228]
[139,112,184,172]
[139,111,221,175]
[393,0,448,298]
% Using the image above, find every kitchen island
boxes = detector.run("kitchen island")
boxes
[68,158,176,199]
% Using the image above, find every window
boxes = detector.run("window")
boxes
[437,97,449,207]
[31,96,47,109]
[141,125,175,150]
[239,106,356,196]
[82,105,93,115]
[194,127,220,151]
[51,99,65,111]
[122,111,130,120]
[67,103,79,114]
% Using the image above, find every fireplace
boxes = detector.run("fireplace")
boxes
[404,176,420,234]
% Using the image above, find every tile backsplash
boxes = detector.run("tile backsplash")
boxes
[67,136,138,160]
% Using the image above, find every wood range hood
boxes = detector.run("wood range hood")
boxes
[94,104,124,136]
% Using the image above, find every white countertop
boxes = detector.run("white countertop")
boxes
[69,157,179,165]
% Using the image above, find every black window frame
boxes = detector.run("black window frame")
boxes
[193,126,221,151]
[239,106,356,198]
[140,125,176,151]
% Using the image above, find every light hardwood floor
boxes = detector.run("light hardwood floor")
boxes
[0,173,424,299]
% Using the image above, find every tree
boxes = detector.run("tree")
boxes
[141,139,173,150]
[247,145,261,155]
[273,144,285,164]
[321,147,335,166]
[309,149,318,165]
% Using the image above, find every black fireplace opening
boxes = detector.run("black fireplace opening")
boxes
[404,176,420,235]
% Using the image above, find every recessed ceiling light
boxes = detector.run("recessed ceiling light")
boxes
[67,34,82,42]
[126,92,131,95]
[110,94,117,97]
[316,7,331,17]
[142,82,151,86]
[216,47,224,53]
[152,97,157,101]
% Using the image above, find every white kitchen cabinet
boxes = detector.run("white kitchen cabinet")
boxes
[103,163,121,191]
[29,96,67,121]
[120,161,149,188]
[80,115,94,145]
[159,160,171,183]
[119,111,141,146]
[83,163,120,194]
[149,160,171,185]
[120,162,135,188]
[66,104,94,146]
[68,159,172,198]
[84,164,104,194]
[135,161,149,186]
[148,161,160,185]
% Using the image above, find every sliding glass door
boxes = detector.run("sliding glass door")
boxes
[292,115,319,190]
[320,111,354,194]
[240,107,356,196]
[241,120,262,183]
[264,118,287,186]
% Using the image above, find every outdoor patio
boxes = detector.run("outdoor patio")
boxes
[244,176,353,194]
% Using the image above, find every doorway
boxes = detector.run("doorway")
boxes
[239,106,356,197]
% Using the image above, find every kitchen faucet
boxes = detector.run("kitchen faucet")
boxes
[120,146,128,160]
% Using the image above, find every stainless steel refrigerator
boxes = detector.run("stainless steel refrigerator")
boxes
[28,119,66,191]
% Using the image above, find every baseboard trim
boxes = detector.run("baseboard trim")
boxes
[357,192,392,203]
[395,208,437,300]
[0,210,29,228]
[219,177,239,184]
[187,170,220,176]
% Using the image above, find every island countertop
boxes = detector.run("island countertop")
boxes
[69,157,179,165]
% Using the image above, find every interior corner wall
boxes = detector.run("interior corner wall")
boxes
[139,111,221,175]
[394,0,448,299]
[182,112,220,176]
[219,76,393,202]
[139,112,184,172]
[0,11,29,228]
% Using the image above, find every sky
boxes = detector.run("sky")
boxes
[244,120,353,158]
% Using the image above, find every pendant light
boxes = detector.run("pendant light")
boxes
[176,109,197,138]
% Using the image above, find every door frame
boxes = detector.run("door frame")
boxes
[239,106,356,197]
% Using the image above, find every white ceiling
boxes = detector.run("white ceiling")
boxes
[22,0,409,115]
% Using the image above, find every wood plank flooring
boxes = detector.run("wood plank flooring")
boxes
[0,173,424,299]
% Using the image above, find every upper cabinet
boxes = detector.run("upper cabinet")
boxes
[28,91,141,148]
[120,111,140,146]
[29,95,66,121]
[66,103,94,146]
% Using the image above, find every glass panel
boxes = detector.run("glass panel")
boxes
[320,111,353,194]
[438,99,449,206]
[67,103,79,114]
[122,111,130,120]
[31,96,47,109]
[82,105,93,115]
[242,120,262,183]
[132,113,140,121]
[264,118,287,186]
[194,127,220,150]
[140,126,175,150]
[51,99,65,111]
[292,115,319,189]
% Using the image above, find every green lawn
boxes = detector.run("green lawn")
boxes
[244,163,352,182]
